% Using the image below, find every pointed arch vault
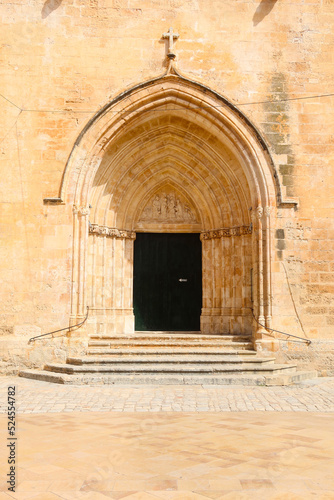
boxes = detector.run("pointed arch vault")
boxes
[60,72,285,339]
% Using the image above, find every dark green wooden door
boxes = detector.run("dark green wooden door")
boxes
[133,233,202,331]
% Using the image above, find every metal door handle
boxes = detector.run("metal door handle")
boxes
[178,279,188,282]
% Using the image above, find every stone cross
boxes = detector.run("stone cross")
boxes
[162,27,179,59]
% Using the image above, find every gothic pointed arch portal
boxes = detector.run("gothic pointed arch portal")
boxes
[62,73,283,339]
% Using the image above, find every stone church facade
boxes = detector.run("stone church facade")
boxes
[1,0,334,376]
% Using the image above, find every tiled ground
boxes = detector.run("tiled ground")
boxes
[0,377,334,499]
[1,412,334,499]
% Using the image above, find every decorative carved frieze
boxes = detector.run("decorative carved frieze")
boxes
[139,191,198,224]
[200,225,252,240]
[89,223,136,240]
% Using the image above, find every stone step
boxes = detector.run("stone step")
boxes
[86,348,258,356]
[18,327,318,387]
[19,369,318,386]
[43,362,296,375]
[67,355,276,365]
[88,340,253,349]
[89,333,251,341]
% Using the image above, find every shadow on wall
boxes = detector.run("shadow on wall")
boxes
[253,0,279,26]
[42,0,63,19]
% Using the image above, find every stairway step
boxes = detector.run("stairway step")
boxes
[18,327,317,387]
[89,334,251,341]
[44,362,296,375]
[88,341,253,348]
[67,355,276,365]
[86,348,257,356]
[19,369,318,386]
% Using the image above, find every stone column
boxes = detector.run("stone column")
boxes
[70,205,90,325]
[264,206,272,329]
[252,207,268,340]
[240,231,246,335]
[253,206,279,353]
[70,204,79,322]
[200,236,212,333]
[220,234,227,333]
[257,206,265,327]
[78,207,90,319]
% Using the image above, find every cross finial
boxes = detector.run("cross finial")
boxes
[162,27,179,59]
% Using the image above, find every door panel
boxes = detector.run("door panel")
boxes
[133,233,202,331]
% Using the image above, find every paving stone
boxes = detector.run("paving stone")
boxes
[0,376,333,414]
[0,410,333,499]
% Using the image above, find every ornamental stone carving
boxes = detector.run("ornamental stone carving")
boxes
[256,206,264,219]
[264,206,271,217]
[73,205,90,217]
[89,223,135,240]
[200,225,252,240]
[139,191,198,223]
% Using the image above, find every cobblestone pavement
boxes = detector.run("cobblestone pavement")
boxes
[1,376,334,413]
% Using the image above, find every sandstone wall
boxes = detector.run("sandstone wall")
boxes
[1,0,334,373]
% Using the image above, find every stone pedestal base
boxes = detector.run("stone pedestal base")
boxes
[201,313,252,335]
[254,338,280,354]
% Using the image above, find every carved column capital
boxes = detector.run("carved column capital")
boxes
[73,205,90,217]
[256,206,264,219]
[264,206,271,217]
[78,207,90,217]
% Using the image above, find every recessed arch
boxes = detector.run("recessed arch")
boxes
[61,73,284,209]
[63,72,291,339]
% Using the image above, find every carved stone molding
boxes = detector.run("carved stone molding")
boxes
[200,225,252,240]
[139,190,198,224]
[89,223,136,240]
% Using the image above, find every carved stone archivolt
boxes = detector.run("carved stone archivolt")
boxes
[89,223,136,240]
[139,190,198,224]
[200,225,252,240]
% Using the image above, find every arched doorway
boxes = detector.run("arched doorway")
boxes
[133,232,202,331]
[61,72,282,342]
